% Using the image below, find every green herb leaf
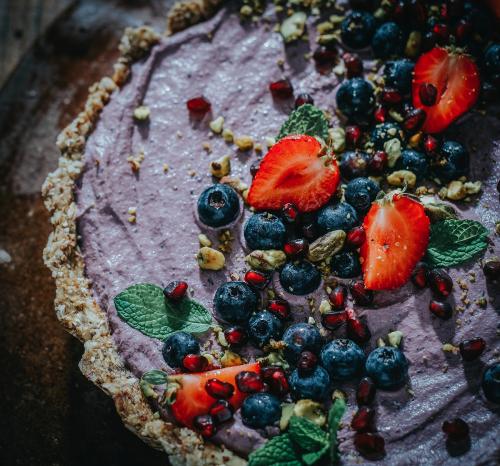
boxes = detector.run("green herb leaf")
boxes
[302,445,329,466]
[426,219,489,267]
[141,370,168,385]
[114,283,212,339]
[248,433,302,466]
[328,397,347,464]
[277,104,329,141]
[288,416,329,453]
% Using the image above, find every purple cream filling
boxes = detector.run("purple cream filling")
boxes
[76,4,500,464]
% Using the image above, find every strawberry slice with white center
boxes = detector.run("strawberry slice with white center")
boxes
[360,194,430,290]
[247,134,340,212]
[412,47,480,134]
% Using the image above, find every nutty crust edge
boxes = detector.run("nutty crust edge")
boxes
[41,9,245,466]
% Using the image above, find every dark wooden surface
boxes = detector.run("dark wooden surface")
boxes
[0,1,173,464]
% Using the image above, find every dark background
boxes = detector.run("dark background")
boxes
[0,1,173,464]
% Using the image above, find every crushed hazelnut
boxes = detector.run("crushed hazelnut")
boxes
[197,247,225,270]
[133,105,150,120]
[235,135,254,151]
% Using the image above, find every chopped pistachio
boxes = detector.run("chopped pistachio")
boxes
[464,181,482,195]
[222,128,234,143]
[423,201,458,223]
[329,127,346,153]
[377,338,386,347]
[307,230,346,262]
[221,350,246,367]
[442,343,459,354]
[388,330,403,348]
[210,154,231,178]
[384,138,402,167]
[235,135,254,151]
[198,233,212,247]
[280,403,296,431]
[293,399,327,427]
[245,249,287,271]
[387,170,417,189]
[316,21,334,34]
[209,116,225,134]
[265,136,276,148]
[133,105,150,120]
[220,175,248,194]
[257,351,290,370]
[280,11,307,43]
[197,246,225,270]
[446,180,467,200]
[319,299,332,314]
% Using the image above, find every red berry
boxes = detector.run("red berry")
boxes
[313,46,337,68]
[347,314,372,344]
[163,281,188,301]
[297,351,318,376]
[250,161,261,177]
[411,262,428,289]
[236,371,264,393]
[483,259,500,279]
[269,79,294,99]
[209,400,233,424]
[283,238,309,258]
[346,226,366,249]
[343,52,363,78]
[369,150,388,175]
[428,269,453,297]
[267,299,291,320]
[381,87,403,106]
[354,433,386,460]
[374,105,387,123]
[454,19,472,45]
[295,93,314,108]
[261,366,289,397]
[423,134,439,155]
[205,378,235,399]
[193,414,216,437]
[282,202,300,223]
[356,377,376,406]
[351,406,376,433]
[186,96,211,115]
[429,299,453,319]
[419,83,438,106]
[224,326,248,346]
[459,337,486,362]
[433,23,449,45]
[403,108,426,133]
[182,354,209,372]
[442,418,469,441]
[345,125,362,148]
[349,280,374,306]
[244,270,269,289]
[321,310,348,330]
[328,285,348,310]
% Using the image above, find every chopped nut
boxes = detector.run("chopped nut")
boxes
[198,233,212,247]
[245,249,287,271]
[162,163,169,173]
[329,127,346,153]
[405,30,421,58]
[235,135,254,151]
[446,180,466,201]
[210,155,231,178]
[128,216,136,224]
[307,230,346,262]
[384,138,402,167]
[202,141,212,153]
[257,351,290,370]
[377,338,386,347]
[133,105,150,120]
[423,201,458,223]
[387,170,417,188]
[209,116,225,134]
[280,11,307,43]
[280,403,296,431]
[293,400,327,427]
[127,149,145,172]
[197,247,225,270]
[463,181,482,195]
[442,343,459,354]
[221,350,246,367]
[254,143,263,153]
[319,299,332,314]
[388,330,403,348]
[220,176,248,194]
[128,206,137,215]
[265,136,276,148]
[222,128,234,143]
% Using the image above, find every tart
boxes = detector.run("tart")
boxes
[43,0,500,465]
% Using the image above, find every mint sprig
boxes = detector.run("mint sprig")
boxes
[277,104,329,141]
[426,219,489,267]
[328,397,347,464]
[289,416,329,465]
[114,283,212,339]
[248,433,302,466]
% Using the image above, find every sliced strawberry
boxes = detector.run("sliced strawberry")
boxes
[167,362,260,428]
[247,135,340,212]
[360,195,430,290]
[412,47,480,134]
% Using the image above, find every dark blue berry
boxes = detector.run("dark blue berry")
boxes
[484,43,500,80]
[384,59,415,95]
[320,339,366,381]
[365,346,408,390]
[214,281,257,323]
[371,122,404,150]
[331,251,362,278]
[345,177,380,214]
[372,22,404,59]
[434,141,469,181]
[283,323,323,363]
[482,363,500,404]
[317,202,359,233]
[396,149,428,179]
[340,150,371,179]
[241,393,282,428]
[336,78,375,125]
[248,310,284,347]
[289,365,331,401]
[341,11,376,49]
[197,184,239,228]
[162,331,199,368]
[244,212,286,250]
[279,261,321,295]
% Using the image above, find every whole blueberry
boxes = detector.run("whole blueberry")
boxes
[341,11,376,49]
[331,251,362,278]
[248,310,284,347]
[317,202,359,233]
[320,339,366,381]
[197,184,240,228]
[289,365,331,401]
[434,141,469,181]
[482,363,500,404]
[384,59,415,95]
[371,122,404,150]
[241,393,282,428]
[372,22,404,59]
[279,261,321,295]
[214,281,257,323]
[336,78,375,125]
[484,43,500,80]
[340,150,371,179]
[396,149,428,179]
[345,177,380,213]
[244,212,286,250]
[162,331,199,368]
[365,346,408,390]
[283,323,323,363]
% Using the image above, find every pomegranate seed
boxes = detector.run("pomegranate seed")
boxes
[347,315,372,344]
[440,3,449,20]
[182,354,208,372]
[328,285,348,310]
[442,418,469,442]
[381,88,402,106]
[403,108,426,133]
[244,270,269,289]
[459,337,486,362]
[423,134,439,155]
[351,406,376,433]
[350,280,374,306]
[205,378,235,399]
[250,161,261,177]
[428,269,453,297]
[209,400,233,424]
[322,310,348,330]
[163,281,188,301]
[374,105,387,123]
[483,259,500,279]
[411,262,428,289]
[346,226,366,249]
[284,238,309,258]
[224,326,248,346]
[354,433,386,460]
[356,377,376,406]
[269,79,294,99]
[261,366,289,397]
[369,150,388,175]
[313,46,337,68]
[295,93,314,108]
[282,202,300,223]
[433,23,449,45]
[297,351,318,376]
[186,96,211,115]
[193,414,216,437]
[302,222,319,240]
[429,299,453,319]
[419,83,438,106]
[345,125,362,148]
[236,371,264,393]
[343,52,363,78]
[455,19,471,45]
[267,299,291,320]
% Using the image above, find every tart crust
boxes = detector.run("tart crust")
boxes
[42,2,245,464]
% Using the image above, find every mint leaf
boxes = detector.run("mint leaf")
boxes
[426,219,489,267]
[328,397,346,464]
[114,283,212,339]
[302,445,329,466]
[248,433,302,466]
[141,370,168,385]
[277,104,329,141]
[288,416,328,452]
